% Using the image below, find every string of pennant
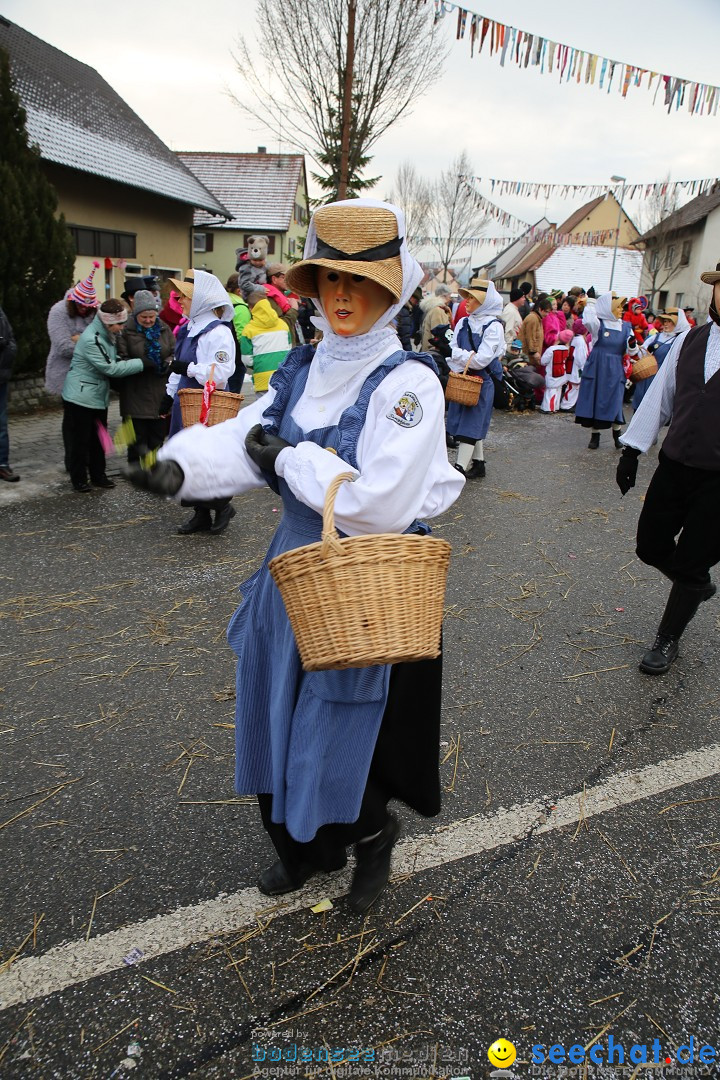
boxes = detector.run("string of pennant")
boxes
[433,0,720,116]
[412,228,622,250]
[474,176,720,201]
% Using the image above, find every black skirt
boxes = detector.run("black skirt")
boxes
[258,650,443,873]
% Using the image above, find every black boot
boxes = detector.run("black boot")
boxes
[465,459,486,480]
[639,582,707,675]
[210,504,236,535]
[613,429,623,449]
[177,507,212,535]
[257,860,316,896]
[588,432,600,449]
[348,813,400,914]
[446,433,459,449]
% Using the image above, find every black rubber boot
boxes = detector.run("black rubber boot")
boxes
[612,429,623,449]
[257,860,316,896]
[588,432,600,449]
[348,813,400,914]
[639,582,707,675]
[177,508,212,535]
[465,459,486,480]
[210,504,236,535]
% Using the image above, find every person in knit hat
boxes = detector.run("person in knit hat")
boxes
[46,262,101,470]
[540,328,573,413]
[116,290,175,462]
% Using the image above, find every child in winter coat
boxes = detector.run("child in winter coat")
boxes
[560,319,589,411]
[540,328,574,412]
[241,294,292,394]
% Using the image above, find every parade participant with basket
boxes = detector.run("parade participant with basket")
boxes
[129,199,464,913]
[445,277,506,479]
[630,307,690,412]
[161,270,238,535]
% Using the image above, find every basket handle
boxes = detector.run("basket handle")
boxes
[321,472,356,559]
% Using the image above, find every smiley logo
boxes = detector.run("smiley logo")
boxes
[487,1038,517,1069]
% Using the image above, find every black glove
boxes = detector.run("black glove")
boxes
[142,357,159,371]
[627,336,637,350]
[616,447,640,496]
[646,340,657,354]
[124,460,184,496]
[159,393,174,416]
[170,358,190,376]
[245,424,291,473]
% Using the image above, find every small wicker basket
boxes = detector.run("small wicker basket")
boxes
[445,356,483,406]
[269,473,451,671]
[630,355,658,383]
[178,388,243,427]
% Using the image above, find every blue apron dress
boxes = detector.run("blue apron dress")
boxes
[168,320,225,438]
[228,345,440,843]
[632,336,673,410]
[446,318,504,442]
[575,319,631,429]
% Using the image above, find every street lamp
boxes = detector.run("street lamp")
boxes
[609,175,627,292]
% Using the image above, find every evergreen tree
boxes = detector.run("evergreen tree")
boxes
[0,48,75,375]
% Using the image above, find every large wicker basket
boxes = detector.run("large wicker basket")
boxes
[269,473,451,671]
[178,388,243,427]
[630,355,658,383]
[445,356,483,406]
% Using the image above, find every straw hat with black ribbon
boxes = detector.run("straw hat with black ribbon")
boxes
[701,261,720,285]
[459,277,492,307]
[659,307,679,326]
[168,268,196,299]
[286,203,404,301]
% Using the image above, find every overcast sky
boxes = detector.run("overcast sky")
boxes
[4,0,720,256]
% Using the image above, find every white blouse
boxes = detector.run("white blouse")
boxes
[158,354,464,537]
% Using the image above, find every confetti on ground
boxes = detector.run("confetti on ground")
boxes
[311,899,334,914]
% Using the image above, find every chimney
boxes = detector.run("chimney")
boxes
[257,146,267,154]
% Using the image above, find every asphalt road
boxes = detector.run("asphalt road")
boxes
[0,406,718,1080]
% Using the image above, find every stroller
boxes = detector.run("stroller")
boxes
[497,359,541,411]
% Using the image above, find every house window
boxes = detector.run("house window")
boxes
[680,241,691,265]
[650,250,659,272]
[675,293,684,308]
[659,291,669,311]
[193,232,214,252]
[665,245,675,267]
[69,225,136,259]
[288,238,296,255]
[244,234,276,255]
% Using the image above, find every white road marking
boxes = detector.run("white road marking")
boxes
[2,742,719,1011]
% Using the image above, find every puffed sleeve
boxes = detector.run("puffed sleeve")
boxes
[157,385,279,497]
[276,362,464,535]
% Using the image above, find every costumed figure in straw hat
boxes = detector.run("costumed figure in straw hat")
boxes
[446,277,506,479]
[616,261,720,675]
[577,292,639,449]
[128,200,464,912]
[161,270,237,536]
[630,307,690,412]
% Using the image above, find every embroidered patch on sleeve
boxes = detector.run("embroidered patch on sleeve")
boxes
[387,391,423,428]
[214,351,230,365]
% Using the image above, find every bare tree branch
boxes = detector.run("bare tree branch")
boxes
[424,152,487,278]
[230,0,448,199]
[386,161,432,254]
